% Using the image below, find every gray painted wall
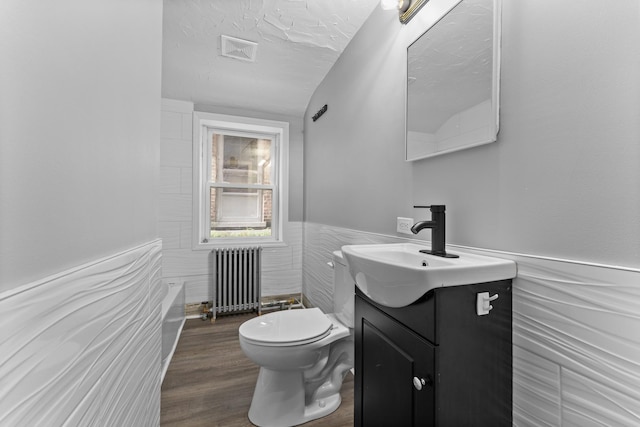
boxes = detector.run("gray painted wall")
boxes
[304,0,640,268]
[0,0,163,290]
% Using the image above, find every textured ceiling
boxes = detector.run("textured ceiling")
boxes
[162,0,379,117]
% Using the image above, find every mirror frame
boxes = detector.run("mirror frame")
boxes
[405,0,501,161]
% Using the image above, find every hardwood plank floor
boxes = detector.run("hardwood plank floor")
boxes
[161,313,354,427]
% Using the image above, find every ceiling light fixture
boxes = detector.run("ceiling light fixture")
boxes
[380,0,429,24]
[380,0,410,13]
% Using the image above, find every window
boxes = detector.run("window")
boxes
[193,112,288,248]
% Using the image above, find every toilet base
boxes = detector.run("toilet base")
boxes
[248,367,342,427]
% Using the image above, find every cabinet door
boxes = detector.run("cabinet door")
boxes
[356,297,435,427]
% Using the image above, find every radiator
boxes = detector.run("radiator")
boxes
[212,247,262,319]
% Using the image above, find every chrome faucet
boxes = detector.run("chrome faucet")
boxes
[411,205,459,258]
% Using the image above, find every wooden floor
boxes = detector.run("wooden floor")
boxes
[161,313,354,427]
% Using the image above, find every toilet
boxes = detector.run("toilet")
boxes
[238,250,355,427]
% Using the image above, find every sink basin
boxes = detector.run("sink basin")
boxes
[341,243,516,308]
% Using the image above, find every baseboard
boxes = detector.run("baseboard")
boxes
[185,292,309,319]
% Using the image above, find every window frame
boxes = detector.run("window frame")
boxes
[192,112,289,249]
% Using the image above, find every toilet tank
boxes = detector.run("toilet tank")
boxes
[332,250,355,328]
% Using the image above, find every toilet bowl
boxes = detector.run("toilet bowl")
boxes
[238,251,354,427]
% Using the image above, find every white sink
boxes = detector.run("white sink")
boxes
[341,243,516,308]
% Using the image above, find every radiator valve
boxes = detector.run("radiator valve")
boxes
[200,301,212,320]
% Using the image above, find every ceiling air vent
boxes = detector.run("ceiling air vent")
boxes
[221,35,258,62]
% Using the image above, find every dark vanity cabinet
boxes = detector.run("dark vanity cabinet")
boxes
[354,280,512,427]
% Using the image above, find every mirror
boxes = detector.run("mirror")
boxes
[406,0,501,161]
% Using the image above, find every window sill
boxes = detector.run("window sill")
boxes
[192,239,287,251]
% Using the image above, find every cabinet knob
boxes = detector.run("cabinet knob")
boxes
[413,377,426,391]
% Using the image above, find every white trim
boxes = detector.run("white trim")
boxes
[447,243,640,274]
[210,183,275,190]
[192,111,289,250]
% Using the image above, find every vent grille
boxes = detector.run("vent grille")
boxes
[221,35,258,62]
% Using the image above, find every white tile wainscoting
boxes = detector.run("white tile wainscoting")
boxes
[511,256,640,426]
[303,223,411,314]
[303,222,640,425]
[0,240,163,426]
[159,99,303,305]
[160,222,303,305]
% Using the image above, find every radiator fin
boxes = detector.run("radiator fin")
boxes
[212,247,262,319]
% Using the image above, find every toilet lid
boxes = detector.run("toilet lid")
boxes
[239,308,333,346]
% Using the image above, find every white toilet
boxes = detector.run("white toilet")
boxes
[238,250,355,427]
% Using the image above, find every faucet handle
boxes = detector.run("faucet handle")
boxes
[413,205,445,212]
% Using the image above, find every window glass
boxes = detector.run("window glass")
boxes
[209,188,273,239]
[207,132,274,240]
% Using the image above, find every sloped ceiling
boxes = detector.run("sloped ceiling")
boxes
[162,0,379,117]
